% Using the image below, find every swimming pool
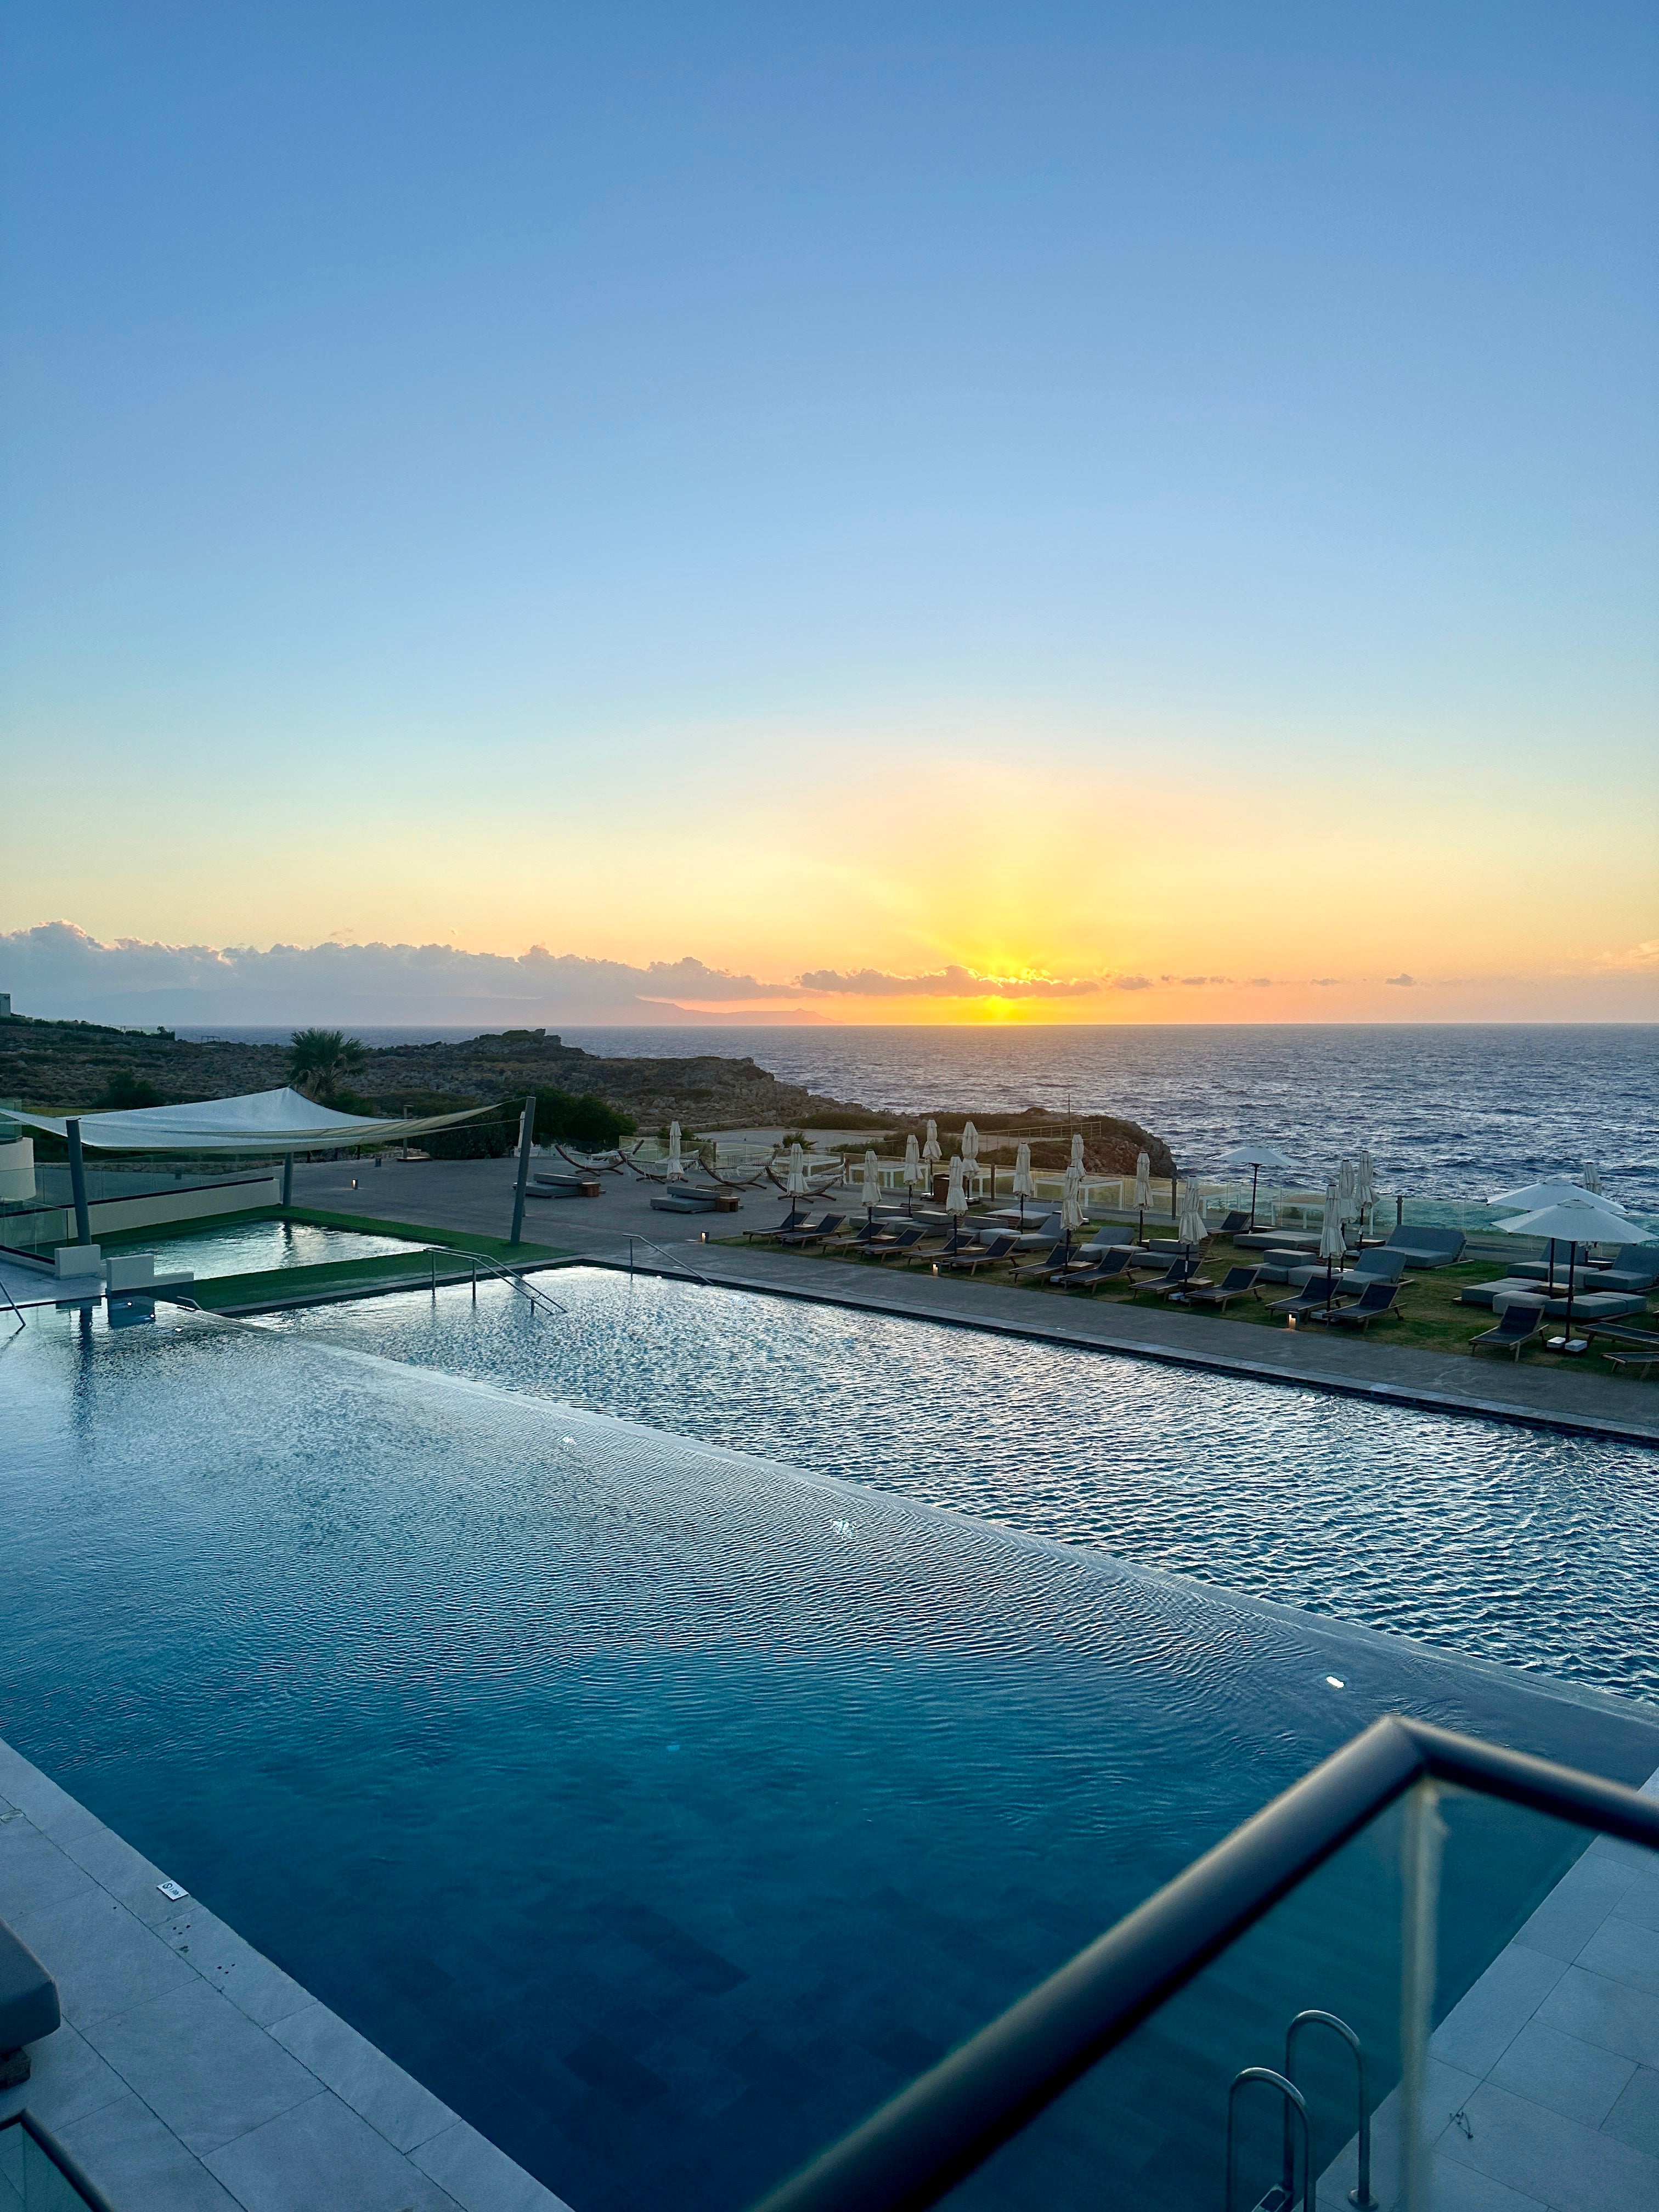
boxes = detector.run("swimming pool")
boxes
[111,1216,426,1279]
[3,1299,1655,2211]
[272,1267,1659,1702]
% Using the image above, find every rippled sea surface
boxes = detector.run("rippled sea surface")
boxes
[275,1267,1659,1702]
[5,1301,1656,2210]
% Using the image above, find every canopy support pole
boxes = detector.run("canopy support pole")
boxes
[281,1154,294,1210]
[509,1101,534,1247]
[65,1118,91,1245]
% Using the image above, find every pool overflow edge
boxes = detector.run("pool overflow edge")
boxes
[743,1717,1659,2212]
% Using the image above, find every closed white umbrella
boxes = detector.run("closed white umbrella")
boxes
[1060,1160,1086,1261]
[1178,1181,1207,1249]
[922,1120,942,1166]
[1338,1155,1359,1233]
[1012,1139,1035,1225]
[1584,1160,1604,1195]
[785,1140,808,1195]
[1497,1197,1655,1351]
[666,1120,684,1182]
[860,1148,881,1221]
[944,1155,969,1251]
[1355,1148,1378,1235]
[962,1119,981,1200]
[902,1132,923,1214]
[1133,1150,1152,1244]
[1222,1140,1293,1230]
[1317,1178,1346,1312]
[1070,1133,1085,1172]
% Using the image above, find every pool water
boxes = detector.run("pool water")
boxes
[272,1267,1659,1702]
[112,1217,425,1279]
[2,1302,1655,2212]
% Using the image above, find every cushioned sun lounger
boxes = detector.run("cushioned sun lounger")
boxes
[937,1232,1018,1274]
[741,1207,820,1243]
[772,1212,848,1246]
[1381,1225,1466,1266]
[1132,1257,1199,1296]
[1057,1253,1137,1293]
[1007,1240,1076,1283]
[1176,1265,1262,1309]
[0,1918,59,2086]
[1271,1278,1347,1322]
[1234,1229,1320,1253]
[1470,1304,1543,1359]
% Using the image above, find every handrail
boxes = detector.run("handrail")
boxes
[1227,2067,1310,2212]
[624,1232,713,1289]
[458,1248,567,1317]
[1285,2010,1375,2209]
[745,1717,1659,2212]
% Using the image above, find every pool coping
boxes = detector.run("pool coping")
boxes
[0,1737,572,2212]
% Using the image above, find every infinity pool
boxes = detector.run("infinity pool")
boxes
[273,1267,1659,1701]
[120,1216,426,1278]
[3,1299,1656,2211]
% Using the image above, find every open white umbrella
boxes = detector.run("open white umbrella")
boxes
[1490,1182,1628,1293]
[860,1148,881,1223]
[666,1120,684,1182]
[1222,1140,1293,1230]
[944,1155,969,1251]
[1497,1197,1655,1351]
[1133,1150,1152,1244]
[902,1133,923,1214]
[1012,1139,1035,1224]
[1178,1181,1207,1249]
[1317,1178,1346,1313]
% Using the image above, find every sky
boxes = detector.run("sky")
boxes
[3,2,1655,1026]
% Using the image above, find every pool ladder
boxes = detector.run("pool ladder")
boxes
[1226,2011,1376,2212]
[438,1248,568,1318]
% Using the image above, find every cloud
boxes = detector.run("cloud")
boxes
[795,965,1101,1000]
[1247,977,1273,988]
[1310,977,1342,987]
[1597,940,1659,970]
[1110,974,1153,992]
[1385,972,1416,987]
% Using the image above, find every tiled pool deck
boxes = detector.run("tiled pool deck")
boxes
[0,1738,568,2212]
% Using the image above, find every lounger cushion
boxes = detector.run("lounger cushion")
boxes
[0,1920,59,2055]
[1382,1227,1466,1264]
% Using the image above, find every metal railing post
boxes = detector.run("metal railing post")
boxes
[65,1118,91,1245]
[509,1101,534,1247]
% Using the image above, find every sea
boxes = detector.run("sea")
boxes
[179,1023,1655,1211]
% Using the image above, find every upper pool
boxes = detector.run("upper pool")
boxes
[270,1266,1659,1702]
[112,1216,425,1279]
[3,1297,1656,2212]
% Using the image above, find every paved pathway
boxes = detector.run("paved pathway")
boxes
[0,1737,568,2212]
[283,1158,1659,1446]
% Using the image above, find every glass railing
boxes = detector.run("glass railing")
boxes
[749,1719,1659,2212]
[0,2113,115,2210]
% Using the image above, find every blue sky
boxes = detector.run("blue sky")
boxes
[3,2,1655,1020]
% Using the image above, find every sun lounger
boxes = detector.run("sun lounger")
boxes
[1470,1304,1543,1359]
[1211,1211,1251,1237]
[1381,1225,1465,1267]
[1579,1249,1659,1294]
[1007,1240,1076,1284]
[1312,1280,1401,1329]
[772,1212,849,1247]
[870,1224,933,1262]
[1270,1278,1347,1322]
[1600,1345,1659,1378]
[1234,1229,1321,1254]
[0,1917,59,2086]
[1492,1288,1647,1323]
[937,1232,1018,1274]
[1175,1265,1263,1310]
[1132,1256,1199,1297]
[1057,1252,1137,1293]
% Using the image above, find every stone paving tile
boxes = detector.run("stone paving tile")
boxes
[1438,2079,1659,2212]
[0,2019,127,2135]
[204,2089,462,2212]
[15,1883,200,2030]
[154,1904,313,2030]
[1601,2064,1659,2158]
[1488,2015,1637,2128]
[1579,1914,1659,1996]
[1613,1870,1659,1935]
[1429,1942,1567,2077]
[84,1978,320,2158]
[271,1997,455,2152]
[56,2086,244,2211]
[1537,1963,1659,2070]
[1513,1850,1643,1962]
[413,2118,577,2211]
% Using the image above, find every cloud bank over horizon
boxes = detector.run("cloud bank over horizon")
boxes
[1,922,1653,1030]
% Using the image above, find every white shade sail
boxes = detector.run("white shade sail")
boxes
[0,1085,492,1155]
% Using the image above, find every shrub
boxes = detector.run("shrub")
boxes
[92,1071,170,1111]
[531,1089,635,1149]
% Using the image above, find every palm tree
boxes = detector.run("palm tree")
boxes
[287,1028,366,1103]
